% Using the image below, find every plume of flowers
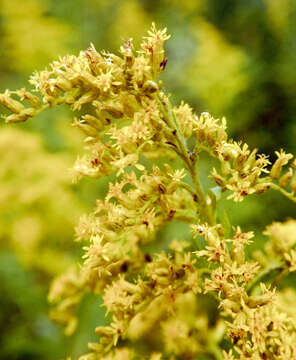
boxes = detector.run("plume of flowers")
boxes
[1,24,296,360]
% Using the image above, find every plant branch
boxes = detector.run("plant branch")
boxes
[268,182,296,203]
[158,94,215,225]
[246,262,284,295]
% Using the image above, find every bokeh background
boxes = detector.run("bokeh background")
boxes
[0,0,296,359]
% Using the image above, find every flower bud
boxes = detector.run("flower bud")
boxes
[143,80,159,93]
[247,293,271,308]
[195,128,206,142]
[270,150,293,179]
[73,118,99,137]
[231,244,245,265]
[233,153,247,171]
[270,159,284,179]
[82,115,104,131]
[55,77,73,92]
[279,170,292,189]
[0,91,25,113]
[212,170,226,188]
[17,89,42,108]
[5,108,36,123]
[254,183,270,194]
[223,147,238,161]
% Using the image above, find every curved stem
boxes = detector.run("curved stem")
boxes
[268,182,296,203]
[246,262,283,295]
[271,267,289,288]
[178,181,196,196]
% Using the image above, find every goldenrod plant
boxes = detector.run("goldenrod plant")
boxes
[0,127,88,359]
[1,24,296,360]
[1,0,73,73]
[0,127,84,277]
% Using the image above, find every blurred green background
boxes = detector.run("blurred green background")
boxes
[0,0,296,359]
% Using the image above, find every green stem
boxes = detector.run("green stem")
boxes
[179,181,196,196]
[271,267,289,288]
[158,94,215,226]
[207,344,223,360]
[188,161,216,226]
[268,182,296,203]
[246,262,283,295]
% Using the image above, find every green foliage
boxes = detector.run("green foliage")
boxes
[0,127,84,276]
[0,252,63,360]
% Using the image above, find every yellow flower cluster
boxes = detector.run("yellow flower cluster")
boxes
[1,24,296,360]
[192,224,296,358]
